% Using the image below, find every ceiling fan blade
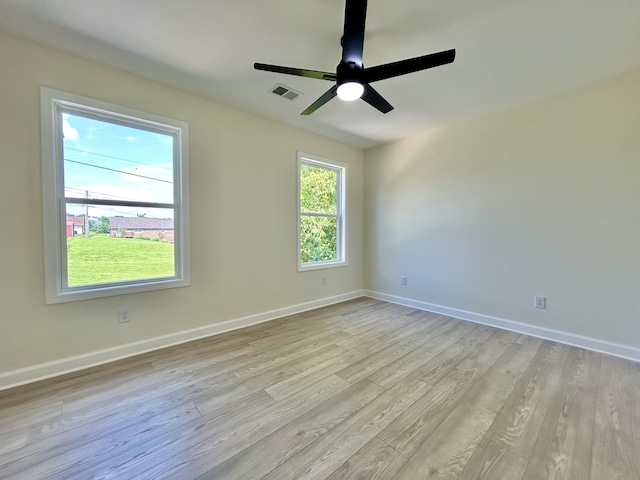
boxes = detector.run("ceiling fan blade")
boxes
[361,84,393,114]
[254,63,336,81]
[341,0,367,66]
[362,49,455,83]
[301,85,339,115]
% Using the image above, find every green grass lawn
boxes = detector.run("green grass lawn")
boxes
[67,234,174,286]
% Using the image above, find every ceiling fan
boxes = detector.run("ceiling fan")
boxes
[254,0,455,115]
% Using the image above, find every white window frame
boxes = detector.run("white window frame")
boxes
[297,152,347,271]
[41,88,190,303]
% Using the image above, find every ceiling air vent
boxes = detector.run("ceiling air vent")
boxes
[271,84,302,101]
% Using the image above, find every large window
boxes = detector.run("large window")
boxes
[41,88,190,303]
[297,152,346,271]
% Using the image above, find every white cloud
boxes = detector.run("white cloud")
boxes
[62,118,78,140]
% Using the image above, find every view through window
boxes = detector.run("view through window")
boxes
[63,113,176,286]
[298,153,346,270]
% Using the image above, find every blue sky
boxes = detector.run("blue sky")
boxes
[63,112,175,219]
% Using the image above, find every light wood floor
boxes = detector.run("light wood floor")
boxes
[1,298,639,479]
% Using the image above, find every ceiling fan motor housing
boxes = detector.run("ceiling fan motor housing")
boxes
[337,61,362,85]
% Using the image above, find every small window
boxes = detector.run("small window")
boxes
[297,152,346,271]
[41,88,190,303]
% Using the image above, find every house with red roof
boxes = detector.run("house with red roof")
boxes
[66,215,85,237]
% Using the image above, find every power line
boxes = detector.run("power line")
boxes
[68,204,173,218]
[65,146,173,171]
[93,205,147,217]
[67,204,132,217]
[64,158,173,184]
[65,187,137,202]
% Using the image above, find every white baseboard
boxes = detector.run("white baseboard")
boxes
[0,290,365,391]
[365,290,640,363]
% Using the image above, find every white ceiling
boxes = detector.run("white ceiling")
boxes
[1,0,639,148]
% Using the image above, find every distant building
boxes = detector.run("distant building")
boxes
[66,215,85,237]
[108,217,174,242]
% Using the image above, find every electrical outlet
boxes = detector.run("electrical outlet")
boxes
[534,296,546,309]
[118,309,130,323]
[322,276,327,286]
[400,275,407,286]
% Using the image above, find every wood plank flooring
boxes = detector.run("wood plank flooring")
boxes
[0,297,638,479]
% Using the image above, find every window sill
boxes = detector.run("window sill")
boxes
[297,260,348,272]
[46,277,190,304]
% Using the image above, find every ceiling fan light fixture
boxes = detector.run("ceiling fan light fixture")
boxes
[336,81,364,101]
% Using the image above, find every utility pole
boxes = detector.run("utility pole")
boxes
[85,190,89,238]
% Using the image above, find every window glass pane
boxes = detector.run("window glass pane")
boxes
[62,113,174,204]
[300,215,338,263]
[300,164,337,214]
[66,206,175,287]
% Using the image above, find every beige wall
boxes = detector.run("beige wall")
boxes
[2,29,638,384]
[365,69,640,351]
[0,31,364,377]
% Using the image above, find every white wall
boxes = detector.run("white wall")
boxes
[0,31,364,385]
[365,69,640,356]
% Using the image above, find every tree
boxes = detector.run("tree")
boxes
[299,165,338,263]
[90,216,110,234]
